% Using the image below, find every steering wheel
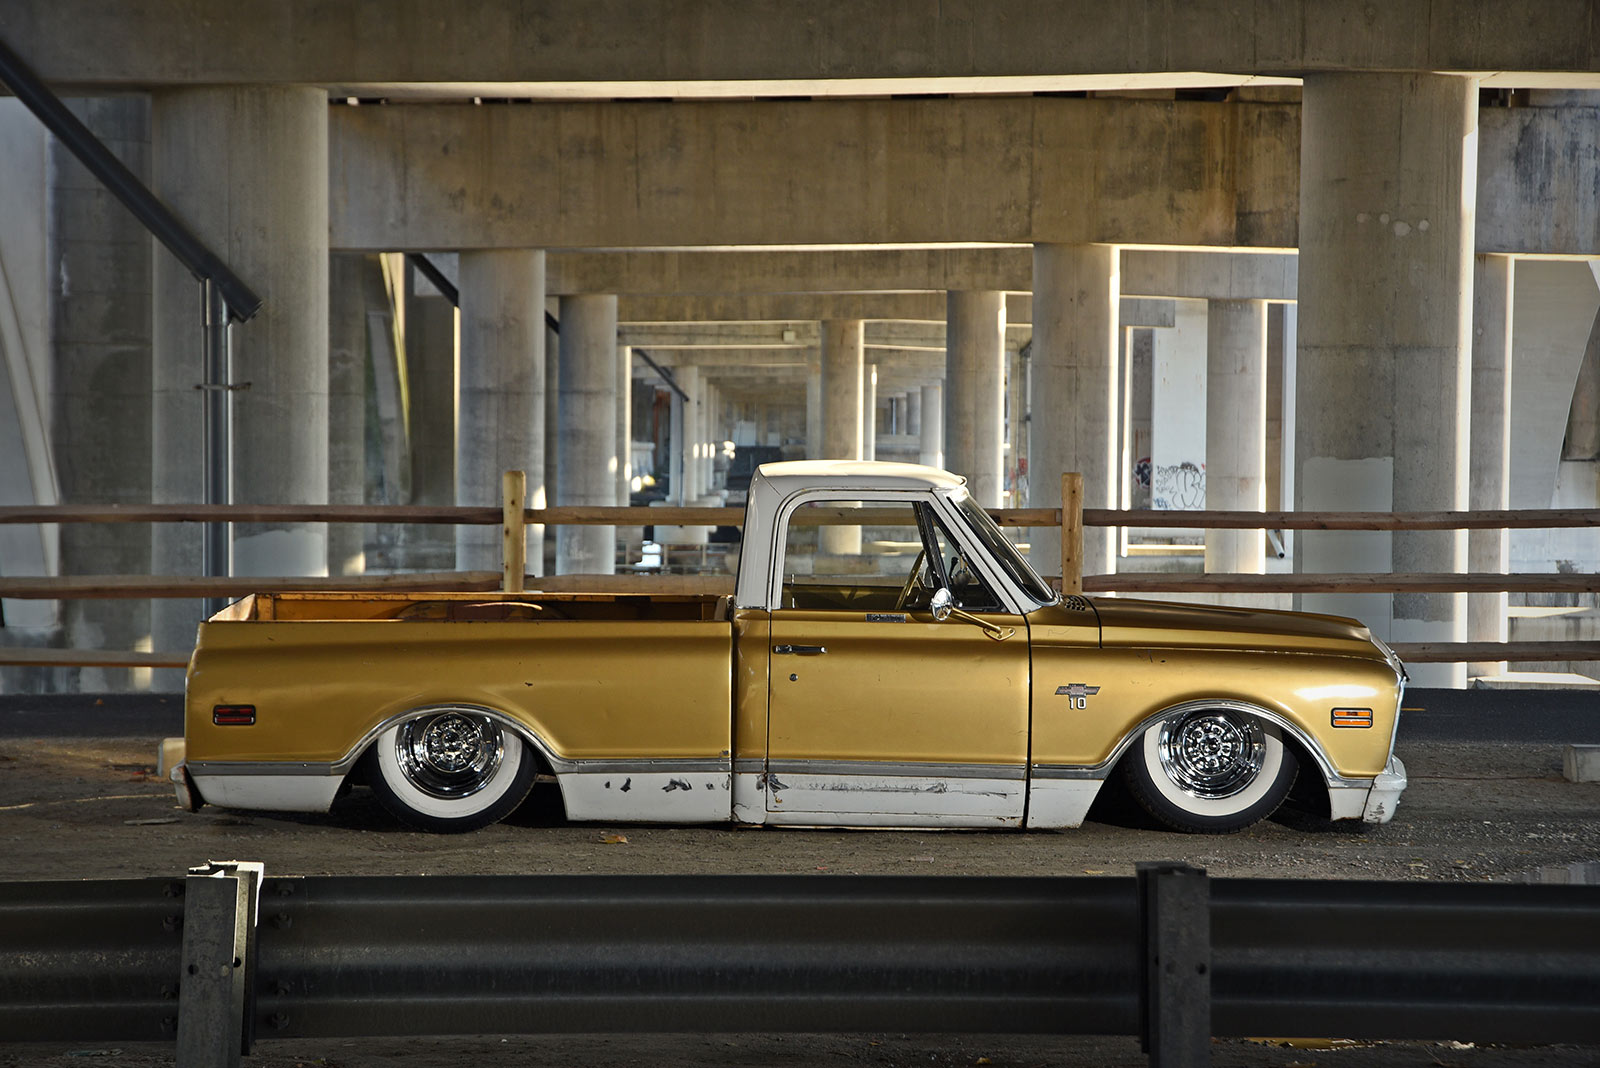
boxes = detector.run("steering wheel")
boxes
[895,548,928,610]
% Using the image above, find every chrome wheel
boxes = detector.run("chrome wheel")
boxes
[1156,710,1266,799]
[393,711,505,800]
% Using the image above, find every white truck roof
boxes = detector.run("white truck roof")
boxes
[735,460,972,610]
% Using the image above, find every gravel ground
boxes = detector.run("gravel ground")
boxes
[1,727,1596,1067]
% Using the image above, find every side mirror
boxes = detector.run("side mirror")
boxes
[930,587,953,621]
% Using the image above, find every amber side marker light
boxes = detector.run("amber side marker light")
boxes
[213,705,256,726]
[1331,707,1373,728]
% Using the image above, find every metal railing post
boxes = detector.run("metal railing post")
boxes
[201,279,233,621]
[177,861,262,1068]
[1137,862,1211,1068]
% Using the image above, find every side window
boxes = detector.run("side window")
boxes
[779,498,923,610]
[924,511,1003,613]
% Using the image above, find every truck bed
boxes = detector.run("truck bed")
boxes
[216,591,731,623]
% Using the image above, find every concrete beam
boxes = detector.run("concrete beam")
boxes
[12,1,1600,91]
[331,97,1299,249]
[333,97,1600,256]
[549,247,1030,295]
[619,293,954,323]
[1121,251,1297,301]
[556,246,1218,309]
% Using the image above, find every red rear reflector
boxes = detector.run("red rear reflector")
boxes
[1331,707,1373,728]
[213,705,256,726]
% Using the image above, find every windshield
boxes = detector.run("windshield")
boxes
[952,493,1059,607]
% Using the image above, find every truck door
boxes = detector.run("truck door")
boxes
[764,496,1029,827]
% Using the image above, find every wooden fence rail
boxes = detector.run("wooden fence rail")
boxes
[1,471,1595,667]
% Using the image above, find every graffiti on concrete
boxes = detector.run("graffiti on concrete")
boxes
[1151,461,1206,510]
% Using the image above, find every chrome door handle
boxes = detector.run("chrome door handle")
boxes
[774,645,827,655]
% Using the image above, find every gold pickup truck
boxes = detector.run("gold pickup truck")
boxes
[163,460,1407,834]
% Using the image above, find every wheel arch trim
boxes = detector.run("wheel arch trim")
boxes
[1032,698,1355,789]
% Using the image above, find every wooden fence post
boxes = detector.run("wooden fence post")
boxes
[1061,472,1084,595]
[502,470,527,593]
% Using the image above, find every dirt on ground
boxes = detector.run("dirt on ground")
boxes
[1,732,1597,1067]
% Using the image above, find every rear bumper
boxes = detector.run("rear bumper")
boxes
[157,737,200,812]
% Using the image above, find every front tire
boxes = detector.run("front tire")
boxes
[366,709,535,833]
[1121,707,1297,834]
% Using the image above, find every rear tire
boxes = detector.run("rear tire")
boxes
[1121,707,1297,834]
[366,709,535,833]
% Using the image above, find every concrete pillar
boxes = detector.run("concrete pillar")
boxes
[1151,302,1208,510]
[1205,299,1268,574]
[821,320,864,461]
[617,345,634,505]
[821,319,864,555]
[328,254,370,577]
[906,387,923,438]
[457,250,544,574]
[805,364,822,460]
[50,96,152,691]
[556,294,618,574]
[864,364,878,462]
[1296,73,1477,688]
[945,291,1006,506]
[1469,255,1514,677]
[151,87,328,669]
[1031,244,1119,579]
[920,383,944,469]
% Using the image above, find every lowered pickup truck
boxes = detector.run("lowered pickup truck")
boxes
[164,460,1407,834]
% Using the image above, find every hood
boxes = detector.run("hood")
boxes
[1091,597,1387,659]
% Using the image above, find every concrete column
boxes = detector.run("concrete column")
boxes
[821,319,864,555]
[864,364,878,462]
[457,249,545,574]
[906,387,923,438]
[920,383,944,469]
[328,254,370,577]
[617,345,634,506]
[1031,244,1119,579]
[152,87,328,666]
[945,291,1006,506]
[805,363,822,460]
[821,320,864,461]
[1469,255,1514,677]
[1205,299,1268,574]
[1296,73,1477,688]
[557,294,618,574]
[49,96,152,691]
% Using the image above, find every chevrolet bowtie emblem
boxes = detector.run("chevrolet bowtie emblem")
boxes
[1055,683,1101,698]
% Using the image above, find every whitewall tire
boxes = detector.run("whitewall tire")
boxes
[1121,707,1298,834]
[366,709,535,833]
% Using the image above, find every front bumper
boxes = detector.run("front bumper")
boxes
[1362,755,1407,824]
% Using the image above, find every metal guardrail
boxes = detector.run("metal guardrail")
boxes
[1,864,1597,1068]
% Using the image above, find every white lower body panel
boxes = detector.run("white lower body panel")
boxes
[558,770,732,823]
[190,772,342,812]
[1024,778,1105,829]
[765,770,1025,828]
